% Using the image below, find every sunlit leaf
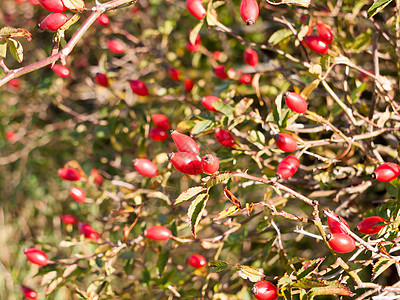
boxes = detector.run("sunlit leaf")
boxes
[188,193,209,237]
[209,260,228,272]
[175,186,206,205]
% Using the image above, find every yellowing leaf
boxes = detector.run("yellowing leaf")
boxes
[236,265,264,282]
[62,0,85,10]
[214,206,240,220]
[175,186,206,205]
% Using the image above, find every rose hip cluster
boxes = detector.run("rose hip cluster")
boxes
[303,22,333,55]
[38,0,83,31]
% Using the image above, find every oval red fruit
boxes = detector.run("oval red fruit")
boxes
[133,158,159,178]
[243,48,259,67]
[78,222,100,240]
[202,96,220,112]
[5,131,17,142]
[39,13,68,31]
[151,114,170,130]
[274,133,297,152]
[276,155,299,179]
[60,214,78,225]
[215,128,236,148]
[169,67,180,81]
[52,64,70,78]
[187,33,201,52]
[317,22,333,44]
[58,168,81,181]
[107,40,124,54]
[303,36,329,54]
[357,216,387,235]
[187,254,207,268]
[130,80,149,96]
[169,152,203,175]
[95,73,109,87]
[214,66,228,79]
[201,154,219,175]
[21,286,38,300]
[144,225,172,241]
[184,78,194,92]
[97,14,110,26]
[327,233,356,253]
[171,130,200,155]
[8,78,20,89]
[187,0,206,20]
[251,280,278,300]
[70,187,86,203]
[327,212,350,234]
[24,248,50,266]
[39,0,67,12]
[239,74,252,85]
[372,162,400,182]
[91,169,104,186]
[240,0,259,26]
[284,92,308,113]
[149,127,168,141]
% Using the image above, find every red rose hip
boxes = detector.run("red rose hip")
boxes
[60,214,78,225]
[372,162,400,182]
[24,248,51,266]
[39,13,68,31]
[130,80,149,96]
[186,0,206,20]
[70,187,86,203]
[239,74,252,85]
[327,212,350,234]
[149,127,168,141]
[243,48,259,67]
[327,233,356,253]
[58,168,81,181]
[95,73,109,87]
[22,286,38,300]
[39,0,67,12]
[144,225,172,241]
[171,130,200,155]
[201,154,219,174]
[303,36,329,54]
[240,0,259,26]
[152,114,170,130]
[276,155,299,179]
[357,216,387,235]
[251,280,278,300]
[274,133,297,152]
[202,96,220,112]
[284,92,308,113]
[91,169,104,186]
[78,222,100,240]
[215,128,236,148]
[317,22,333,44]
[169,152,203,175]
[133,158,159,178]
[107,40,124,54]
[184,78,194,92]
[97,14,110,26]
[214,66,228,79]
[168,67,180,81]
[52,64,70,78]
[187,254,207,268]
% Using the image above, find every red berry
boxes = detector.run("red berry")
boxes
[169,152,203,175]
[149,127,168,141]
[58,168,81,181]
[70,187,86,203]
[187,33,201,52]
[215,128,236,148]
[372,163,400,182]
[144,225,172,241]
[274,133,297,152]
[24,248,50,266]
[97,14,110,26]
[130,80,149,96]
[171,130,200,155]
[213,51,223,61]
[303,36,329,54]
[201,154,219,174]
[91,169,104,186]
[5,131,17,142]
[21,286,38,300]
[187,254,207,268]
[60,214,78,225]
[357,216,387,235]
[202,96,220,112]
[327,212,350,234]
[39,0,67,12]
[284,92,308,113]
[240,0,259,26]
[52,64,70,78]
[78,222,100,241]
[184,78,194,92]
[133,158,159,178]
[8,78,20,89]
[214,66,228,79]
[39,13,68,31]
[239,74,252,85]
[327,233,356,253]
[251,280,278,300]
[243,48,259,67]
[276,155,299,179]
[317,22,333,44]
[186,0,206,20]
[151,114,170,130]
[95,73,109,87]
[168,67,180,81]
[107,40,124,54]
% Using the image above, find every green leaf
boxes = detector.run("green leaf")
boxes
[0,26,32,40]
[212,101,234,117]
[236,265,264,282]
[191,119,213,135]
[142,268,151,285]
[209,260,228,272]
[301,79,320,100]
[0,39,7,58]
[291,278,327,289]
[368,0,392,17]
[206,171,234,188]
[188,193,209,237]
[372,257,396,280]
[157,250,170,277]
[268,29,293,45]
[296,258,325,279]
[310,280,354,297]
[190,21,203,45]
[8,38,23,63]
[214,206,240,220]
[175,186,206,206]
[59,14,81,31]
[387,179,400,199]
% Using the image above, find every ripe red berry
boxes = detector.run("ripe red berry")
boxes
[70,187,86,203]
[133,158,159,178]
[52,64,70,78]
[168,67,180,81]
[144,226,173,241]
[39,0,67,12]
[151,114,170,130]
[215,128,236,148]
[243,48,259,67]
[187,33,201,52]
[171,130,200,155]
[240,0,259,26]
[8,78,20,89]
[202,96,220,112]
[284,92,308,113]
[58,168,81,181]
[91,169,104,186]
[372,162,400,182]
[130,80,149,96]
[107,40,124,54]
[213,51,223,61]
[5,131,17,142]
[21,286,38,300]
[327,212,350,234]
[274,133,297,152]
[95,73,109,87]
[97,14,110,26]
[39,13,68,31]
[78,222,100,241]
[317,22,333,44]
[184,77,194,92]
[214,66,228,79]
[239,74,252,85]
[187,254,207,268]
[186,0,206,20]
[327,233,356,253]
[357,216,387,235]
[201,154,219,175]
[24,248,51,266]
[251,280,278,300]
[303,36,329,54]
[276,155,299,179]
[61,214,78,225]
[149,127,168,141]
[169,152,203,175]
